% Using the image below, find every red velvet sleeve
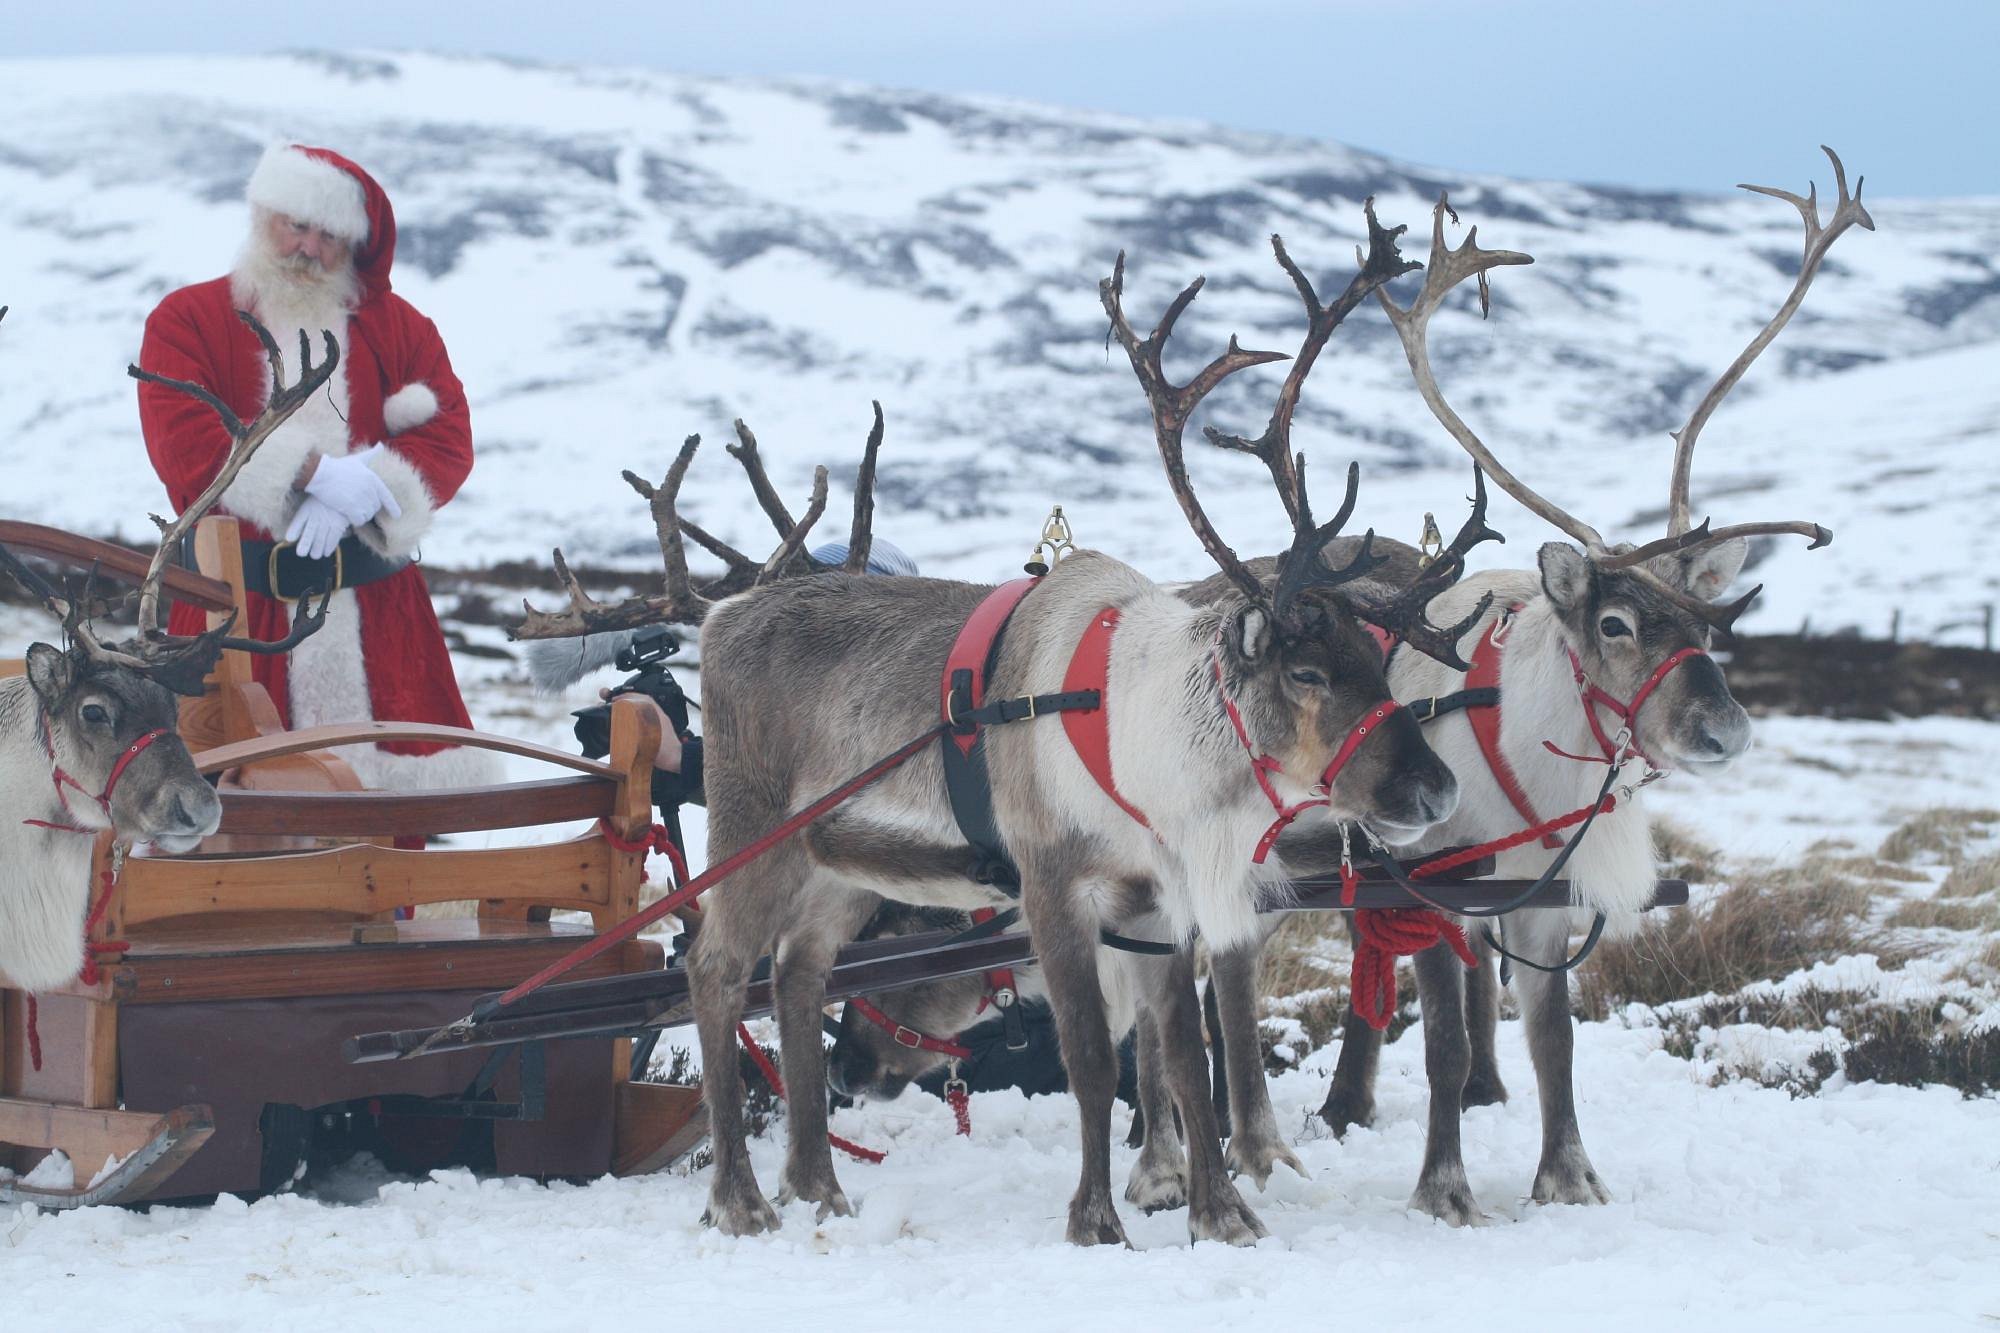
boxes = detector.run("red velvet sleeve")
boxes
[385,310,473,506]
[137,293,239,513]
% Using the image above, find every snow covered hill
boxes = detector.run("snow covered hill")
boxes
[2,50,1996,637]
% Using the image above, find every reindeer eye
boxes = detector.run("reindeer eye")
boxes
[1288,669,1327,687]
[1598,615,1632,640]
[81,703,111,725]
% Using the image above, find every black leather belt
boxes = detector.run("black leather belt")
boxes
[239,536,409,601]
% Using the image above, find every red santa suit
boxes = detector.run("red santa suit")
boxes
[138,143,497,790]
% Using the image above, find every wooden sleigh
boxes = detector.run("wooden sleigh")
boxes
[1,517,702,1209]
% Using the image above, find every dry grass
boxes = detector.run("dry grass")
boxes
[1255,914,1346,999]
[1577,857,1890,1018]
[1885,895,1999,932]
[1940,854,2000,899]
[1651,818,1723,884]
[1877,807,2000,864]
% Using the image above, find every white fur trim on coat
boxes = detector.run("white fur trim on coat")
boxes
[216,300,353,536]
[355,444,438,560]
[246,144,370,242]
[284,588,504,795]
[382,381,440,435]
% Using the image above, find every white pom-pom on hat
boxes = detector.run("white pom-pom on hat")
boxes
[245,143,370,242]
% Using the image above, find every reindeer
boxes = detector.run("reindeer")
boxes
[0,312,335,991]
[1198,151,1863,1225]
[633,212,1513,1247]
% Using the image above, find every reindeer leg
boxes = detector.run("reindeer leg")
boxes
[774,890,872,1219]
[1202,976,1230,1136]
[689,895,781,1236]
[1318,916,1381,1137]
[1124,1011,1189,1212]
[1461,931,1509,1109]
[1211,936,1305,1189]
[1026,873,1128,1248]
[1407,938,1485,1226]
[1512,911,1610,1206]
[1141,948,1267,1245]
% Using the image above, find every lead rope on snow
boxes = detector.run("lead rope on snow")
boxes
[736,1021,885,1164]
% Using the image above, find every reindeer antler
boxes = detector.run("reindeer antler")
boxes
[1100,253,1292,605]
[15,310,342,688]
[1650,147,1868,544]
[1377,181,1842,634]
[1107,202,1502,664]
[512,415,847,640]
[1334,466,1504,670]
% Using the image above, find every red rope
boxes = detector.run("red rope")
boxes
[947,1083,972,1137]
[485,724,946,1014]
[1350,908,1479,1031]
[25,994,42,1072]
[594,819,691,889]
[77,860,130,986]
[1405,793,1618,882]
[736,1021,885,1164]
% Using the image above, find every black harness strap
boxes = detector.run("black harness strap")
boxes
[1483,912,1608,986]
[1407,686,1500,724]
[1097,929,1176,956]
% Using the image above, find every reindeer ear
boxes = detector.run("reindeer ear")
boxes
[1680,536,1749,602]
[24,641,73,706]
[1232,605,1272,662]
[1538,542,1593,613]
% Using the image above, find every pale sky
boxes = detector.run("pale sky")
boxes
[6,0,1993,197]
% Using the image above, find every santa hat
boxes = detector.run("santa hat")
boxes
[245,143,372,243]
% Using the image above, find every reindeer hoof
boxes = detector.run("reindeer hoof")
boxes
[1189,1185,1269,1246]
[1532,1153,1611,1206]
[702,1183,781,1236]
[1409,1175,1487,1228]
[1226,1130,1308,1190]
[1460,1068,1509,1109]
[1124,1152,1189,1213]
[777,1171,854,1219]
[1067,1192,1131,1247]
[1316,1091,1375,1140]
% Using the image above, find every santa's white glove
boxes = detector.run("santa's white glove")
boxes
[303,444,404,527]
[285,496,350,560]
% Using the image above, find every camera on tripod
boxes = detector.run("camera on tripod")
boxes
[571,625,689,759]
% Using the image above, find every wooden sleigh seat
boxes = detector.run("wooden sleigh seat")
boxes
[1,518,700,1207]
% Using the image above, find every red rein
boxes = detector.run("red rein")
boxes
[16,719,166,1068]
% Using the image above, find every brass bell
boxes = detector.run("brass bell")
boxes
[1417,512,1444,569]
[1024,505,1076,576]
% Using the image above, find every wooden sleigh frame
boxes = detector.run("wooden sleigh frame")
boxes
[1,517,703,1209]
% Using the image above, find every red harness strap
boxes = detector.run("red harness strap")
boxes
[943,578,1042,756]
[1061,608,1156,831]
[38,719,173,823]
[844,997,974,1061]
[1464,612,1561,850]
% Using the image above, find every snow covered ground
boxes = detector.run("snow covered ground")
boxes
[6,1016,1995,1329]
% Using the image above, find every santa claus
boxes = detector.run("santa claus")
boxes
[138,142,497,790]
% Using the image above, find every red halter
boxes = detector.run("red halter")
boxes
[1209,636,1402,865]
[1558,644,1707,769]
[27,713,172,832]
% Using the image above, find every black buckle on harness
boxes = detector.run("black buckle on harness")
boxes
[997,991,1028,1052]
[947,667,978,735]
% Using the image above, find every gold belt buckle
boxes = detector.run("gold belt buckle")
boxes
[268,540,344,603]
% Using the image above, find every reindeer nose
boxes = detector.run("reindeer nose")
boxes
[173,788,223,836]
